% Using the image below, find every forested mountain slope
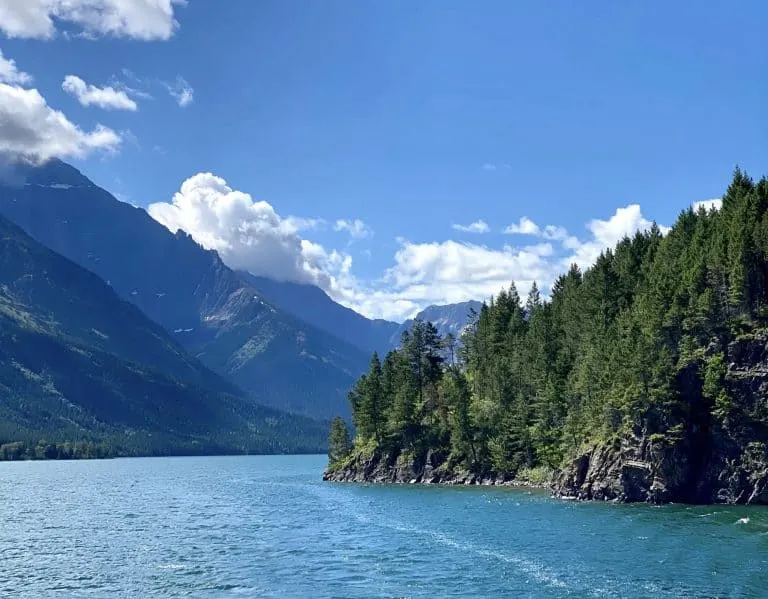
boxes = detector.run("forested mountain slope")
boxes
[0,214,327,456]
[327,169,768,505]
[0,159,367,419]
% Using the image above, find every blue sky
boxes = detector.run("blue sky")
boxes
[0,1,766,321]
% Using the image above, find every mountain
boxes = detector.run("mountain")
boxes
[392,301,483,344]
[0,214,326,455]
[239,272,400,355]
[0,159,368,419]
[239,273,482,354]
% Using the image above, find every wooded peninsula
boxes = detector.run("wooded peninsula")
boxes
[326,170,768,505]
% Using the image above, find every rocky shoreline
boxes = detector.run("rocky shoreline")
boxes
[324,438,768,505]
[325,333,768,506]
[323,447,550,489]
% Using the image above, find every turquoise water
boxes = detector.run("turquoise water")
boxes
[0,455,765,598]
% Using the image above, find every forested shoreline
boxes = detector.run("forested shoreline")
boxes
[326,170,768,504]
[0,441,114,461]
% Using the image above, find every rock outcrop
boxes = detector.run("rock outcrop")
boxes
[553,333,768,504]
[327,332,768,505]
[324,447,543,488]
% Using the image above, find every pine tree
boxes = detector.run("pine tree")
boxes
[443,366,475,462]
[328,417,351,465]
[335,167,768,483]
[362,353,384,442]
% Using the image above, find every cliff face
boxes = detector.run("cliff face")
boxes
[553,333,768,505]
[327,333,768,505]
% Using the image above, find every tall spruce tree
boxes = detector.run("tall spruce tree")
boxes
[334,168,768,481]
[328,417,351,466]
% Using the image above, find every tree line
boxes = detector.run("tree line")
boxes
[330,169,768,476]
[0,440,114,461]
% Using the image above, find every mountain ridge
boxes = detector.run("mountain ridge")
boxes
[0,159,368,420]
[239,272,482,354]
[0,213,326,455]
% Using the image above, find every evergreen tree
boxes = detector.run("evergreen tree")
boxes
[334,168,768,482]
[328,417,351,465]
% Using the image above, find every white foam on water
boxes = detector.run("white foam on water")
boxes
[425,529,570,590]
[311,484,584,594]
[736,517,750,525]
[310,483,696,598]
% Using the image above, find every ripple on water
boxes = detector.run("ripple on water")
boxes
[0,456,766,599]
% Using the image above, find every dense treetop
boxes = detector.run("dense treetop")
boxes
[332,169,768,477]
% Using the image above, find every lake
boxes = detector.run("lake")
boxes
[0,454,765,598]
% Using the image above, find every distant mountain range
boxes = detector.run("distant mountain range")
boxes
[239,273,399,356]
[0,214,326,455]
[0,158,487,451]
[388,301,483,346]
[0,160,370,420]
[240,273,481,355]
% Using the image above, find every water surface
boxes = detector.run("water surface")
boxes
[0,455,765,598]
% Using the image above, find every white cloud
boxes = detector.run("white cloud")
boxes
[283,216,326,234]
[165,75,193,107]
[334,218,372,239]
[147,170,671,323]
[393,241,551,289]
[541,225,571,241]
[564,204,668,269]
[0,0,183,40]
[524,242,555,257]
[119,68,195,109]
[0,82,121,161]
[481,163,497,171]
[504,217,578,245]
[0,49,31,85]
[693,198,722,212]
[504,216,540,235]
[62,75,137,111]
[147,172,345,288]
[324,239,555,321]
[349,204,668,320]
[357,205,667,320]
[452,220,490,234]
[588,205,655,247]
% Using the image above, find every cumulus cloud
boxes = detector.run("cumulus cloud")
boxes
[504,217,580,245]
[355,205,667,320]
[0,82,121,161]
[385,239,553,301]
[693,198,723,212]
[147,172,346,288]
[452,220,490,234]
[504,216,540,236]
[0,49,31,84]
[165,75,193,107]
[318,238,560,322]
[0,0,183,40]
[146,170,670,322]
[62,75,138,110]
[563,204,668,269]
[334,218,372,239]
